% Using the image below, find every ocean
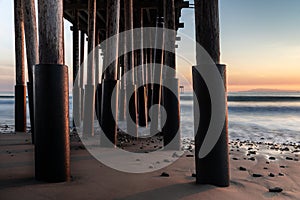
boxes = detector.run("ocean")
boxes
[1,91,300,144]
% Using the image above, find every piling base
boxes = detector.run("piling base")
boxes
[27,82,34,143]
[192,64,229,187]
[119,85,125,121]
[100,79,119,147]
[34,64,70,182]
[147,85,152,122]
[73,84,81,128]
[126,84,138,137]
[162,78,181,150]
[15,84,26,132]
[83,84,95,137]
[95,83,102,122]
[137,86,147,127]
[150,83,161,135]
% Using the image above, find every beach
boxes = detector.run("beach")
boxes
[0,130,300,200]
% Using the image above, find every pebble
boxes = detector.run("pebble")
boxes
[248,151,256,155]
[286,157,293,160]
[160,172,170,177]
[248,157,255,161]
[232,157,239,160]
[268,173,275,177]
[269,187,283,193]
[239,166,247,171]
[280,147,290,151]
[186,154,194,158]
[278,173,284,176]
[280,165,286,168]
[252,173,263,177]
[269,157,276,160]
[263,167,268,170]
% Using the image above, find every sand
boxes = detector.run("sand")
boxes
[0,131,300,200]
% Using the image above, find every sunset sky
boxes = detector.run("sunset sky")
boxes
[0,0,300,92]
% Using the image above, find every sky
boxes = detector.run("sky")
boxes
[0,0,300,92]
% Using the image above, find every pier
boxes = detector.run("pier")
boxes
[13,0,229,186]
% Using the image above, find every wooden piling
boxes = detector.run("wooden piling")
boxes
[124,0,138,136]
[14,0,26,133]
[72,10,81,127]
[23,0,38,141]
[83,0,96,137]
[194,0,220,64]
[79,31,85,121]
[150,17,164,135]
[134,8,147,127]
[35,0,70,182]
[101,0,120,146]
[194,0,229,187]
[162,0,181,150]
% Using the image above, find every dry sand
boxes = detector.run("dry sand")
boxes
[0,132,299,200]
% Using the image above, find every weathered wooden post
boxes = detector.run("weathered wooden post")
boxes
[95,30,102,121]
[83,0,96,137]
[124,0,138,137]
[14,0,26,133]
[72,9,81,128]
[79,31,85,121]
[34,0,70,182]
[162,0,181,149]
[193,0,229,187]
[118,25,125,121]
[23,0,38,142]
[134,8,147,128]
[101,0,120,146]
[150,16,164,135]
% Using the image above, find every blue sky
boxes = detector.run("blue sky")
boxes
[0,0,300,92]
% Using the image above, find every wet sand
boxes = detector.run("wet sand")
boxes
[0,130,299,200]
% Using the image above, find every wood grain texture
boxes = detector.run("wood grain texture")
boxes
[14,0,25,85]
[194,0,220,64]
[38,0,64,64]
[23,0,38,83]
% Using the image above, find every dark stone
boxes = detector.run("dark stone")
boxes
[269,173,275,177]
[266,161,270,164]
[286,157,293,160]
[232,157,239,160]
[269,157,276,160]
[248,157,255,161]
[278,173,284,176]
[280,165,286,168]
[263,167,268,170]
[249,151,256,155]
[252,173,263,177]
[186,154,194,157]
[280,147,290,151]
[269,187,283,193]
[160,172,169,177]
[239,166,247,171]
